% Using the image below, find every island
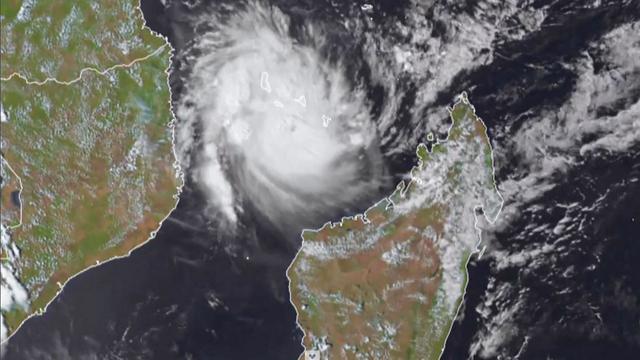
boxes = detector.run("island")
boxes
[287,94,503,359]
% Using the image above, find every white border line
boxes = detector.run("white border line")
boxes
[0,1,184,346]
[1,46,168,86]
[0,156,24,231]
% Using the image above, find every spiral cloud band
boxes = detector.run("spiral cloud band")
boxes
[175,4,387,230]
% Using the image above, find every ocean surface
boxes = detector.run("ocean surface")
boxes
[2,0,639,359]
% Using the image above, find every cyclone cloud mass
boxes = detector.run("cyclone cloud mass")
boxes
[2,0,639,358]
[173,3,391,234]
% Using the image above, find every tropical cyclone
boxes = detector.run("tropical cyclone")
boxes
[172,3,388,237]
[287,94,503,359]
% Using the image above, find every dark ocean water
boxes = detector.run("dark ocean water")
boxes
[442,147,640,359]
[3,183,305,359]
[3,0,639,359]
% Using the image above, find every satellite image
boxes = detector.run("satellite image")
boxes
[0,0,638,359]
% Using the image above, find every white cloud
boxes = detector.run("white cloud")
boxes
[175,3,387,228]
[1,225,30,343]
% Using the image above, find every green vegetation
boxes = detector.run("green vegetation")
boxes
[288,95,502,359]
[1,0,165,81]
[485,148,495,172]
[0,0,178,337]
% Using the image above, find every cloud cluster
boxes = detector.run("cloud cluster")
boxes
[174,3,388,231]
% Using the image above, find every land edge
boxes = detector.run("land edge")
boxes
[285,92,505,359]
[0,1,185,345]
[0,157,24,234]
